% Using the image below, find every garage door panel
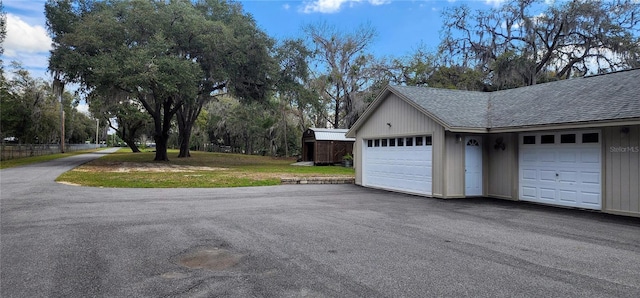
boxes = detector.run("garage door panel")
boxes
[522,186,537,199]
[581,150,600,163]
[581,172,600,185]
[519,131,601,210]
[559,171,578,183]
[559,152,577,163]
[522,169,537,181]
[363,139,432,196]
[522,152,537,162]
[540,170,556,182]
[540,188,556,200]
[581,192,600,205]
[559,190,577,202]
[539,151,556,162]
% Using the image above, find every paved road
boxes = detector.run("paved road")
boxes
[1,149,640,297]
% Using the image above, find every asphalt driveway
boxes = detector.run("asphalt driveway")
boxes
[1,149,639,297]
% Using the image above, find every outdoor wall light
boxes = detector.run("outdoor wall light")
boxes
[386,122,392,127]
[455,134,462,143]
[620,127,630,135]
[494,137,506,151]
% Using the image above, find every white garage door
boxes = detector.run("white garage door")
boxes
[363,136,432,195]
[519,131,601,210]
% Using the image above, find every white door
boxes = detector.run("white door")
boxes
[465,137,483,196]
[363,136,432,195]
[519,131,601,210]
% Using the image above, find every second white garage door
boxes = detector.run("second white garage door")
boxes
[519,131,601,210]
[363,136,432,196]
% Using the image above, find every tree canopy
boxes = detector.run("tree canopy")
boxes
[36,0,640,160]
[440,0,640,88]
[46,0,274,160]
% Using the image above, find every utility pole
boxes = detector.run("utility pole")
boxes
[54,75,65,153]
[61,110,65,152]
[96,119,99,149]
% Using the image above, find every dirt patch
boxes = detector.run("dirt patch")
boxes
[74,162,228,173]
[57,181,82,186]
[177,247,242,271]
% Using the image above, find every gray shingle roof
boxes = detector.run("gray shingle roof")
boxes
[389,86,489,128]
[388,68,640,130]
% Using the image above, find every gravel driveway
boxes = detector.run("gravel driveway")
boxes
[1,149,639,297]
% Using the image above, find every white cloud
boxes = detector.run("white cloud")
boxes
[501,20,521,29]
[283,3,291,10]
[302,0,390,14]
[485,0,507,6]
[4,13,52,57]
[76,101,90,115]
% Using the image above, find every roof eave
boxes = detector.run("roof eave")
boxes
[446,127,490,133]
[488,118,640,133]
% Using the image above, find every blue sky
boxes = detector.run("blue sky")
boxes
[2,0,508,82]
[0,0,491,116]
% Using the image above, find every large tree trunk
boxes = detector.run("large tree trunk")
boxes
[120,127,141,153]
[333,84,340,128]
[123,138,141,153]
[176,98,205,158]
[114,123,141,153]
[154,133,169,161]
[151,96,178,162]
[177,122,193,157]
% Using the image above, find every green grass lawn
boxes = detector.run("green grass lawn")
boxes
[56,149,354,188]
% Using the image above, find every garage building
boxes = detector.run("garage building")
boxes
[346,69,640,217]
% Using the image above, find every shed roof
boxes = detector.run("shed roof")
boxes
[350,68,640,135]
[309,128,355,141]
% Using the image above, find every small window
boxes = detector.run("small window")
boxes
[466,139,480,146]
[374,139,380,147]
[381,139,388,147]
[389,138,396,147]
[406,137,413,146]
[397,138,404,146]
[425,136,432,145]
[415,136,423,146]
[582,133,599,143]
[523,135,536,144]
[561,134,576,144]
[541,135,555,144]
[367,140,373,147]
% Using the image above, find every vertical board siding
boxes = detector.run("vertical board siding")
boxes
[444,132,465,197]
[315,141,331,164]
[604,125,640,216]
[354,94,445,196]
[487,133,517,199]
[355,140,363,184]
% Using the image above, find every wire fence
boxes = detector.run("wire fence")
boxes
[0,143,105,161]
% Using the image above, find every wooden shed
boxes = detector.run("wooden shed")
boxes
[302,128,355,165]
